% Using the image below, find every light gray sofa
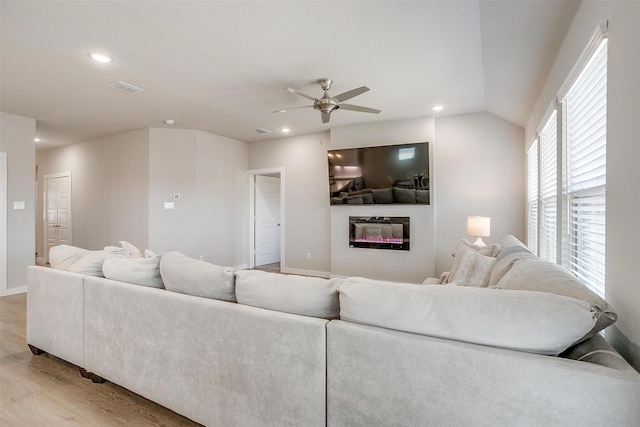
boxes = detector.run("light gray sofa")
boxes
[27,237,640,426]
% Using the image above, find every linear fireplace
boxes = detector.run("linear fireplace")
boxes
[349,216,410,251]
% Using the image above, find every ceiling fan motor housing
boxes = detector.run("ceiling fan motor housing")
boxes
[314,95,340,113]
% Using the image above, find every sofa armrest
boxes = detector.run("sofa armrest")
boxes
[27,266,86,367]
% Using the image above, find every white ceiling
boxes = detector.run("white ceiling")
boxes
[0,0,579,149]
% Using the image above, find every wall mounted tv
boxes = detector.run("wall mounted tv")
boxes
[328,142,429,205]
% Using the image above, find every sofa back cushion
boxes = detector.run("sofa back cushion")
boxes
[494,257,616,340]
[338,277,598,355]
[160,251,236,302]
[102,248,164,288]
[235,270,341,319]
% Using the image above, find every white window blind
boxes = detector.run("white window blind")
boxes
[526,140,538,255]
[539,111,557,262]
[562,38,607,297]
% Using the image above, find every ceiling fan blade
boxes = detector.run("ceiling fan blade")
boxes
[286,87,318,102]
[321,112,331,123]
[272,105,313,113]
[339,104,381,114]
[334,86,370,103]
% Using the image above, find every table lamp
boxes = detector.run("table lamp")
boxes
[467,216,490,247]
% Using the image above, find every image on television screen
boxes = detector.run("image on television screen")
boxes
[328,142,429,205]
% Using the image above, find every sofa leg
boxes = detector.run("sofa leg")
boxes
[28,344,46,355]
[78,367,105,384]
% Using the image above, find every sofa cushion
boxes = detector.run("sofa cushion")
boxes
[371,188,394,204]
[488,250,536,287]
[392,187,416,203]
[102,248,164,288]
[160,251,236,302]
[494,257,616,341]
[234,270,341,319]
[49,244,109,277]
[338,278,598,355]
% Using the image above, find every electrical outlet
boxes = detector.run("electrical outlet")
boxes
[199,255,204,261]
[306,252,312,260]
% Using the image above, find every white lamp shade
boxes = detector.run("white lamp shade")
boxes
[467,216,491,237]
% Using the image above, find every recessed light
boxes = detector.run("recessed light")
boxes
[34,137,41,142]
[431,105,444,112]
[88,52,114,63]
[281,128,291,133]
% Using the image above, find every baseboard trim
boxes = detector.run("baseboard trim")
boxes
[233,264,248,271]
[281,267,330,278]
[0,286,27,297]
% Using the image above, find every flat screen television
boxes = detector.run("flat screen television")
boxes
[328,142,429,205]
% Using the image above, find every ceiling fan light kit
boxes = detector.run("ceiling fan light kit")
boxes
[275,78,380,124]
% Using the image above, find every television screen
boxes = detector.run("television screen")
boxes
[328,142,429,205]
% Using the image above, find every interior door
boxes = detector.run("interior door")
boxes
[45,174,71,263]
[254,175,281,267]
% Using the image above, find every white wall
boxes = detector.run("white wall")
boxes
[526,0,640,369]
[330,117,436,283]
[148,128,248,267]
[434,112,525,274]
[248,132,331,275]
[37,129,149,252]
[0,112,36,294]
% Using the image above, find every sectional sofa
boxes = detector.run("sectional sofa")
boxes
[26,236,640,426]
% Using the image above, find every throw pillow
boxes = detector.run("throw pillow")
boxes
[119,240,143,258]
[452,239,500,257]
[234,270,342,319]
[102,248,164,288]
[446,246,495,287]
[160,251,236,302]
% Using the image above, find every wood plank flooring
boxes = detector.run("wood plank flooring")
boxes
[0,293,201,426]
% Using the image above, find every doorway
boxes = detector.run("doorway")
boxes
[1,153,7,293]
[248,168,285,270]
[43,172,72,264]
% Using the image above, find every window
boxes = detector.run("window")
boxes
[526,24,607,297]
[561,38,608,297]
[526,140,538,254]
[539,111,557,262]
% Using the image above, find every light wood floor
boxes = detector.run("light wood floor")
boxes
[0,293,201,426]
[253,262,281,273]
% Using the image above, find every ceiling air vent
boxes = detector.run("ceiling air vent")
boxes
[108,81,145,94]
[254,128,272,134]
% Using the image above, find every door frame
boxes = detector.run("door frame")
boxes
[247,167,285,270]
[43,171,72,263]
[0,153,7,294]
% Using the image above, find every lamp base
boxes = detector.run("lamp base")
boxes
[472,237,486,247]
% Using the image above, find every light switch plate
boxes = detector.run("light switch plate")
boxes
[13,201,25,210]
[163,202,175,210]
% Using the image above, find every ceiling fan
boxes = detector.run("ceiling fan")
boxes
[274,78,381,124]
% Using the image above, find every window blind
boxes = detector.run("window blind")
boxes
[562,39,607,297]
[539,111,557,263]
[527,140,538,255]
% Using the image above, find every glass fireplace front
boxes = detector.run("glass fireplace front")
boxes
[349,216,410,251]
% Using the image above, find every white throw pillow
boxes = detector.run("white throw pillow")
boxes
[451,239,500,257]
[446,246,496,287]
[102,248,164,288]
[119,240,143,258]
